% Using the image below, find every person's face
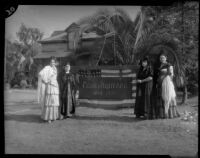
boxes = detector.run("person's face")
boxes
[142,60,148,67]
[65,65,70,72]
[55,61,59,66]
[50,59,56,67]
[160,55,167,63]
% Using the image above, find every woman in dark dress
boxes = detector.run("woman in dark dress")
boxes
[154,53,180,119]
[58,63,74,119]
[134,57,154,119]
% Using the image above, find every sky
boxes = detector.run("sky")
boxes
[5,5,141,42]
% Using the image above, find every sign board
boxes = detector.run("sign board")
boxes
[71,65,138,106]
[79,77,133,99]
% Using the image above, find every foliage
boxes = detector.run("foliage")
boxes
[5,23,43,88]
[16,23,43,72]
[77,8,137,65]
[133,2,199,92]
[75,2,198,94]
[17,23,43,47]
[5,39,22,83]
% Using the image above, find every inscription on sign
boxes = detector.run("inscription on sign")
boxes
[79,77,132,99]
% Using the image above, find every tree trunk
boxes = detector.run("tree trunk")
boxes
[181,85,188,105]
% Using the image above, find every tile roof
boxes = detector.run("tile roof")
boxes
[39,32,67,43]
[81,32,102,39]
[50,30,65,37]
[33,51,72,59]
[65,22,80,32]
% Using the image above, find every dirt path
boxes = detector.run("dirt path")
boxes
[4,89,198,156]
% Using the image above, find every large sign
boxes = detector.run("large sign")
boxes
[71,65,138,106]
[79,77,133,99]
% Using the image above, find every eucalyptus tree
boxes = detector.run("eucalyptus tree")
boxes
[16,23,43,72]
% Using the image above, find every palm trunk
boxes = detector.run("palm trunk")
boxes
[114,33,116,65]
[181,85,188,105]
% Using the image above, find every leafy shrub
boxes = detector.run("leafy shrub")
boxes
[20,79,27,89]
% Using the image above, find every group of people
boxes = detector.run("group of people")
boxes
[134,52,180,119]
[38,56,77,123]
[37,52,180,123]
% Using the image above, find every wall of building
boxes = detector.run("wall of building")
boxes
[42,42,68,52]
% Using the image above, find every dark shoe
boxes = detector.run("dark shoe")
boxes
[59,115,64,120]
[140,116,146,119]
[67,114,72,118]
[135,115,140,119]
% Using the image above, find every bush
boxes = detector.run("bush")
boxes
[5,83,10,90]
[20,79,27,89]
[188,83,198,95]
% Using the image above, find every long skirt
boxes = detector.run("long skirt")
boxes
[41,106,59,121]
[60,82,73,117]
[41,93,60,121]
[135,81,155,119]
[162,76,180,118]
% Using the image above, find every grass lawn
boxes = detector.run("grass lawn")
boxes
[4,89,198,156]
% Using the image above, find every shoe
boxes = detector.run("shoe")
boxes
[71,113,76,117]
[135,115,140,119]
[68,114,72,117]
[59,115,64,120]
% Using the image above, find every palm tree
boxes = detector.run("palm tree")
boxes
[76,7,138,65]
[128,5,192,104]
[75,6,187,103]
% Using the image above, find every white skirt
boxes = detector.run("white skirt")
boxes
[41,85,60,121]
[162,75,177,114]
[41,106,59,121]
[162,75,176,102]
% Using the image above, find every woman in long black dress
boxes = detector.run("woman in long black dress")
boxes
[134,57,154,119]
[58,63,74,119]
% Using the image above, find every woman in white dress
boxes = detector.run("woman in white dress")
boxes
[38,56,60,123]
[155,53,180,118]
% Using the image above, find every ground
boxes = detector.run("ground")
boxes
[4,89,198,156]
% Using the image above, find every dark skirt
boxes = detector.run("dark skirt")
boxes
[60,82,75,117]
[134,81,155,119]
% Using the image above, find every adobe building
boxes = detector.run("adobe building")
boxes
[34,22,102,72]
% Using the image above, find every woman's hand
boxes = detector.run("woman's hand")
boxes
[137,79,142,83]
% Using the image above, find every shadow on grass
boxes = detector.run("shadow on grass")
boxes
[5,101,39,107]
[72,115,143,123]
[5,113,143,123]
[5,114,44,123]
[77,104,134,111]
